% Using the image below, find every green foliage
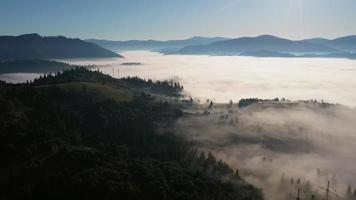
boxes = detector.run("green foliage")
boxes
[0,68,262,200]
[238,98,273,108]
[0,59,75,74]
[121,76,183,96]
[36,82,132,102]
[238,97,335,108]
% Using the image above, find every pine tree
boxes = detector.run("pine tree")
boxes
[235,169,240,177]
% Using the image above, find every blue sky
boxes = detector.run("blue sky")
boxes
[1,0,356,40]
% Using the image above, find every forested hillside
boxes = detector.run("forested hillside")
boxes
[0,33,122,60]
[0,59,76,74]
[0,68,262,200]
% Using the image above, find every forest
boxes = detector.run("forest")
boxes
[0,67,262,200]
[0,59,78,74]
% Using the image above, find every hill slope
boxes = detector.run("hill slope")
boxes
[0,59,78,74]
[325,35,356,52]
[0,68,262,200]
[303,35,356,52]
[0,33,122,61]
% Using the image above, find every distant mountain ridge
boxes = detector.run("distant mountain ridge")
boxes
[302,38,331,45]
[86,36,230,51]
[175,35,337,55]
[325,35,356,52]
[0,33,122,61]
[165,34,356,59]
[3,33,355,60]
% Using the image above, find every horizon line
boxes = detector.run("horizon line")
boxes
[2,32,355,42]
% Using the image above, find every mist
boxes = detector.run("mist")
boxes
[2,51,356,107]
[2,51,356,199]
[173,101,356,200]
[59,52,356,200]
[64,51,356,107]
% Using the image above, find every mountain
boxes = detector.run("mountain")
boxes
[240,50,356,59]
[0,67,262,200]
[0,59,77,74]
[303,35,356,52]
[0,33,122,61]
[240,50,295,57]
[303,38,330,45]
[325,35,356,52]
[175,35,337,55]
[86,36,230,51]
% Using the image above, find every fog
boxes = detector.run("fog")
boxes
[0,73,40,83]
[2,51,356,106]
[2,51,356,199]
[173,102,356,200]
[65,51,356,107]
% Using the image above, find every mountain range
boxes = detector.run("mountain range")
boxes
[0,33,121,61]
[173,35,356,57]
[87,34,356,59]
[1,33,355,60]
[323,35,356,52]
[86,36,229,51]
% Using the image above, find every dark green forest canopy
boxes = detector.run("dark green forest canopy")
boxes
[0,68,262,200]
[0,59,78,74]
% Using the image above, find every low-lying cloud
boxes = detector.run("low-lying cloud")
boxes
[174,101,356,200]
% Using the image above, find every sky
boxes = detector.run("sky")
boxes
[1,0,356,40]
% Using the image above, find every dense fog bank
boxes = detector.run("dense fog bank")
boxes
[173,100,356,200]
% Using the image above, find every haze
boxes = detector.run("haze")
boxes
[174,101,356,200]
[1,0,356,40]
[2,0,356,199]
[58,51,356,107]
